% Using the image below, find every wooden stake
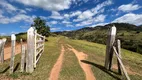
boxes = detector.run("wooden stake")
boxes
[20,39,26,72]
[34,30,37,68]
[20,45,25,72]
[0,40,2,63]
[105,26,116,70]
[116,39,122,75]
[10,34,16,74]
[43,36,45,52]
[113,46,130,80]
[27,27,34,73]
[0,38,6,63]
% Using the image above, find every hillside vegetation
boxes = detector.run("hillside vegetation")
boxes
[55,23,142,54]
[0,36,142,80]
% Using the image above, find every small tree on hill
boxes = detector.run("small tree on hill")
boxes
[32,17,50,37]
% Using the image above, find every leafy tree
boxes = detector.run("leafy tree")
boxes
[32,17,50,37]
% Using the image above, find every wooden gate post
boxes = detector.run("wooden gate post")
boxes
[34,30,37,68]
[21,45,25,72]
[0,40,2,63]
[1,38,7,63]
[10,34,16,74]
[43,36,45,52]
[113,46,130,80]
[116,39,122,74]
[20,39,26,72]
[26,27,35,73]
[105,26,116,70]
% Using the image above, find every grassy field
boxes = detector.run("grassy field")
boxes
[0,36,62,80]
[59,45,85,80]
[64,36,142,80]
[0,36,142,80]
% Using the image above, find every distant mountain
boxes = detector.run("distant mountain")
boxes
[55,23,142,54]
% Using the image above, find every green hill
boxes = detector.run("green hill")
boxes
[0,36,142,80]
[55,23,142,54]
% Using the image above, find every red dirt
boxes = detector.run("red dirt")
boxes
[67,44,96,80]
[4,43,26,60]
[49,45,65,80]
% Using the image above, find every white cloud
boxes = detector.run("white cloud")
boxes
[113,13,142,25]
[50,27,61,31]
[0,14,35,24]
[118,4,141,12]
[0,10,4,18]
[90,22,108,27]
[0,15,3,18]
[76,19,93,27]
[50,21,58,24]
[25,8,33,12]
[19,10,27,14]
[11,14,35,23]
[73,0,112,22]
[76,14,106,27]
[0,0,17,13]
[65,30,71,31]
[0,33,6,36]
[49,11,64,19]
[15,0,71,11]
[83,0,89,3]
[91,0,112,13]
[11,31,18,34]
[94,14,106,22]
[63,11,82,19]
[64,14,70,18]
[0,10,3,14]
[39,16,48,20]
[62,20,71,24]
[72,0,90,7]
[0,0,27,14]
[20,26,30,29]
[66,24,74,27]
[77,10,94,21]
[70,11,82,17]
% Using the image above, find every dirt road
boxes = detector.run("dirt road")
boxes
[49,45,65,80]
[67,44,96,80]
[49,44,95,80]
[4,43,26,60]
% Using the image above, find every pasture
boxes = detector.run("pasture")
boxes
[0,36,142,80]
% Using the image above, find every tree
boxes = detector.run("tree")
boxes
[32,17,50,37]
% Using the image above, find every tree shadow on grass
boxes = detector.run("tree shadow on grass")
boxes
[81,60,121,80]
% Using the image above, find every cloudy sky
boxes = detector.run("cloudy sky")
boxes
[0,0,142,35]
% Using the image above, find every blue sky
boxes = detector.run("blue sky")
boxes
[0,0,142,35]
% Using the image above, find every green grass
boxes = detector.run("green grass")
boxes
[0,36,142,80]
[59,45,85,80]
[0,36,62,80]
[64,36,142,80]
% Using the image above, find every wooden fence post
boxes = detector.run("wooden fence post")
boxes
[116,39,122,75]
[0,40,2,63]
[20,39,23,50]
[1,38,7,63]
[20,39,26,72]
[113,46,130,80]
[21,45,25,72]
[105,26,116,70]
[34,30,37,68]
[26,44,28,73]
[26,27,35,73]
[10,34,16,74]
[43,36,45,52]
